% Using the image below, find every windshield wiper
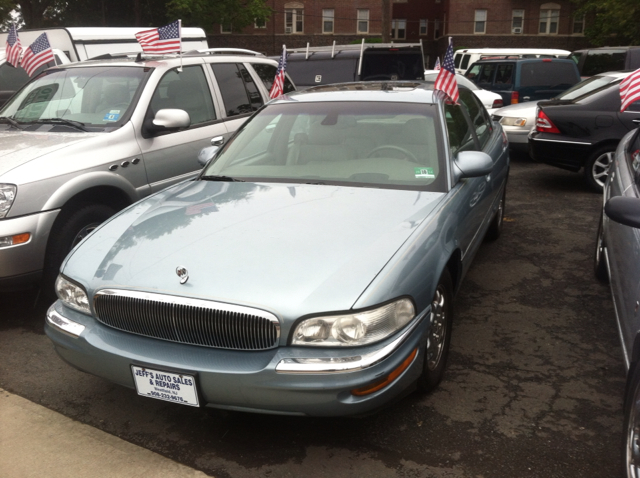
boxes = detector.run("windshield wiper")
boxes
[0,116,22,129]
[34,118,88,132]
[200,175,245,182]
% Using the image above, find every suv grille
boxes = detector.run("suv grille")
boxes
[94,290,280,350]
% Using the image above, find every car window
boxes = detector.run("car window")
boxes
[465,63,482,83]
[583,49,627,77]
[149,66,216,125]
[444,102,475,154]
[204,101,447,192]
[519,62,578,88]
[461,54,471,71]
[459,88,492,149]
[211,63,264,117]
[628,129,640,189]
[494,64,514,86]
[476,64,496,86]
[252,63,295,94]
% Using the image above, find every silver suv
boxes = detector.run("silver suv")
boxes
[0,49,295,293]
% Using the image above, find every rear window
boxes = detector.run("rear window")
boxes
[361,51,424,81]
[519,62,579,88]
[286,57,358,87]
[582,49,627,77]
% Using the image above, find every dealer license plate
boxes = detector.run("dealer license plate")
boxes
[131,366,199,407]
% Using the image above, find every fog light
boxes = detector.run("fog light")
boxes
[0,232,30,248]
[46,307,86,337]
[351,348,418,396]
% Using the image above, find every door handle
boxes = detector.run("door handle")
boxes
[211,136,224,146]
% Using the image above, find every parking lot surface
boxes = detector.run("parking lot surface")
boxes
[0,154,624,477]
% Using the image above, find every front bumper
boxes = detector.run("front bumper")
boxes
[45,301,430,416]
[0,209,60,290]
[528,131,593,172]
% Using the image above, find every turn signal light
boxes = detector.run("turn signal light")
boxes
[511,91,519,104]
[351,348,418,396]
[0,232,30,248]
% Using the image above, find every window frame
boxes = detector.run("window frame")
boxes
[474,10,487,34]
[419,19,428,36]
[254,18,267,29]
[391,19,407,40]
[572,15,585,34]
[539,9,560,34]
[285,8,304,34]
[512,9,524,33]
[220,23,232,34]
[357,9,370,34]
[322,9,334,34]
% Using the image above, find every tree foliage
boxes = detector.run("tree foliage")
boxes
[573,0,640,46]
[1,0,271,31]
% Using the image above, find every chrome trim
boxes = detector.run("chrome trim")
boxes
[276,310,428,374]
[94,289,280,350]
[46,306,86,337]
[531,138,592,146]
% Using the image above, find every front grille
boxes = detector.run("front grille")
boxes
[94,289,280,350]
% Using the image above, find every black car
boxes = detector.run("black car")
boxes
[528,73,640,191]
[569,46,640,77]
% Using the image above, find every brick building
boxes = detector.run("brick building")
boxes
[393,0,592,69]
[207,0,390,56]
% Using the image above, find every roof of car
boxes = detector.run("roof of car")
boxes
[272,81,452,104]
[472,57,576,64]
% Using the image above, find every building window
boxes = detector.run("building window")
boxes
[539,9,560,34]
[474,10,487,34]
[254,18,266,29]
[419,19,428,35]
[434,19,441,38]
[573,15,585,34]
[512,9,524,33]
[357,10,370,34]
[220,23,232,34]
[322,9,334,33]
[391,19,406,39]
[285,8,304,34]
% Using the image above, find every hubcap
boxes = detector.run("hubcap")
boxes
[592,152,614,188]
[427,286,447,371]
[71,222,101,249]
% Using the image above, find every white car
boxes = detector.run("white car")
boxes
[424,70,503,113]
[491,71,630,152]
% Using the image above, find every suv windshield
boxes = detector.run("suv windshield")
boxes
[204,101,446,191]
[0,66,150,129]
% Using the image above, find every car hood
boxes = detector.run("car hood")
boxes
[0,130,99,177]
[64,180,444,321]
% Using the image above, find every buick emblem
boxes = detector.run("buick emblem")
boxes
[176,266,189,284]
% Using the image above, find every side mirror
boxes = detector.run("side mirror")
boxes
[142,109,190,137]
[197,145,220,168]
[454,151,494,181]
[605,196,640,229]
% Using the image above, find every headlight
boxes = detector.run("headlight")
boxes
[499,117,527,127]
[0,184,17,218]
[55,275,91,315]
[292,298,415,347]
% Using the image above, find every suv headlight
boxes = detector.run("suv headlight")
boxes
[291,298,415,347]
[0,184,17,218]
[56,275,91,315]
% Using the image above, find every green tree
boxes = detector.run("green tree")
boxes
[166,0,271,33]
[573,0,640,46]
[0,0,19,30]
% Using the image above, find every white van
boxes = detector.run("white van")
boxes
[454,48,570,74]
[0,27,208,62]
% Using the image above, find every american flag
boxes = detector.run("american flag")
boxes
[434,38,459,104]
[269,45,287,99]
[434,57,441,71]
[21,33,54,77]
[620,68,640,112]
[135,20,181,54]
[5,23,22,67]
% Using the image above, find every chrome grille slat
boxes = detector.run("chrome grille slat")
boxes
[93,290,279,351]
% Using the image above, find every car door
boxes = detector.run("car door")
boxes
[619,98,640,132]
[607,129,640,358]
[136,63,228,194]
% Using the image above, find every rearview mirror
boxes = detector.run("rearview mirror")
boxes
[605,196,640,229]
[454,151,494,181]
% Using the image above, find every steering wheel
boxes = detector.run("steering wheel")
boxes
[367,145,419,163]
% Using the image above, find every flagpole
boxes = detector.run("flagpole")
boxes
[178,19,183,73]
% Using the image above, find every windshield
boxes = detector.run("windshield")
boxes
[424,73,479,91]
[557,74,622,100]
[203,101,447,191]
[0,66,149,129]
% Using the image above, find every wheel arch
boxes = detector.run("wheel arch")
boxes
[445,248,463,295]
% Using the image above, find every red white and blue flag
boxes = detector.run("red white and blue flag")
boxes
[620,68,640,112]
[269,45,287,99]
[434,38,459,104]
[135,20,182,54]
[5,23,22,67]
[434,57,441,71]
[21,33,54,77]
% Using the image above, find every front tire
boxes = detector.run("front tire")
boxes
[42,203,116,297]
[417,269,454,393]
[485,186,506,241]
[594,211,609,283]
[585,146,615,193]
[624,362,640,477]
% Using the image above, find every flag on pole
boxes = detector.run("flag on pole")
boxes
[620,68,640,112]
[269,45,287,99]
[135,20,182,54]
[434,38,459,104]
[5,23,22,67]
[21,33,54,77]
[434,57,441,71]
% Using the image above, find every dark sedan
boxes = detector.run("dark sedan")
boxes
[528,73,640,191]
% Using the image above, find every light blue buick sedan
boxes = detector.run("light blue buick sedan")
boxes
[45,82,509,416]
